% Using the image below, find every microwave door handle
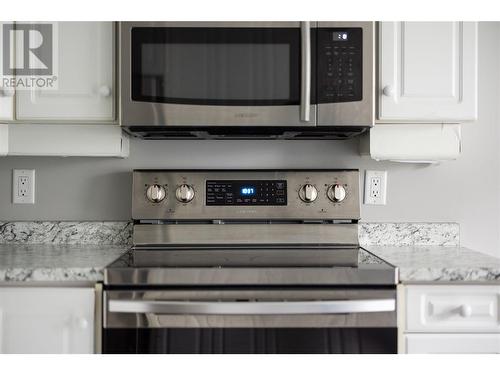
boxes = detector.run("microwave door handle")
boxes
[108,299,396,315]
[300,21,311,123]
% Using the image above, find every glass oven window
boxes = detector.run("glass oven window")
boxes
[131,28,301,106]
[104,328,397,354]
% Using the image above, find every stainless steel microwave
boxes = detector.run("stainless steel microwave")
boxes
[119,22,374,139]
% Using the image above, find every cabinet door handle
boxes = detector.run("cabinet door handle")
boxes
[0,88,15,97]
[99,85,112,97]
[382,85,394,97]
[75,317,89,329]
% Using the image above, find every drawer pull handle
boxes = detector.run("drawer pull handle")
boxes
[0,88,15,97]
[459,304,472,318]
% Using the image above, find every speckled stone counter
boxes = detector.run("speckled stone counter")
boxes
[0,244,128,283]
[1,221,495,284]
[0,221,459,247]
[1,244,498,284]
[366,246,500,283]
[0,221,132,245]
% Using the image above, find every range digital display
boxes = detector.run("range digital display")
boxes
[240,187,256,196]
[206,180,287,206]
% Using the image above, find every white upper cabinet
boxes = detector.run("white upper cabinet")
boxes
[0,89,14,121]
[15,22,115,122]
[0,22,14,121]
[378,22,478,122]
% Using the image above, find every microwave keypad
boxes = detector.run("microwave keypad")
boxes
[318,28,363,103]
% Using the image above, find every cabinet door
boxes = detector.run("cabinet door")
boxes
[405,334,500,354]
[378,22,477,122]
[0,22,15,121]
[16,22,115,121]
[0,287,95,354]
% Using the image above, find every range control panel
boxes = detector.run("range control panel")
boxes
[206,180,287,206]
[132,170,360,220]
[317,27,363,103]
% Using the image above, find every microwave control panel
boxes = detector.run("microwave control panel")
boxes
[317,28,363,103]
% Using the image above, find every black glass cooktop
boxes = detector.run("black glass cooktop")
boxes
[104,247,397,287]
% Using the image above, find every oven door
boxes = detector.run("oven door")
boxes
[119,22,316,127]
[103,289,397,354]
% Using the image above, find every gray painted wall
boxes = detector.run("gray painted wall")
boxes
[0,23,499,257]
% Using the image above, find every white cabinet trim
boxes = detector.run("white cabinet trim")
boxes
[6,124,129,157]
[0,124,8,156]
[405,333,500,354]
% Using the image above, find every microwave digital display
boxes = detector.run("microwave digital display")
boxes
[332,31,349,41]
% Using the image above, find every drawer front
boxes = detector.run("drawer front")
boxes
[405,334,500,354]
[406,285,500,332]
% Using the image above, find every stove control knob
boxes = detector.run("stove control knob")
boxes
[299,184,318,203]
[327,184,347,203]
[176,184,195,203]
[146,184,166,203]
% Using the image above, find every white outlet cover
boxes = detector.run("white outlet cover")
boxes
[13,169,35,204]
[364,170,387,205]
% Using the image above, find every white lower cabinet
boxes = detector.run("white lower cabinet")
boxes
[0,287,95,354]
[400,285,500,354]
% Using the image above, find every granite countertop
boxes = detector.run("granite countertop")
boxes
[0,244,128,283]
[366,246,500,283]
[1,244,499,284]
[0,246,382,283]
[0,219,498,284]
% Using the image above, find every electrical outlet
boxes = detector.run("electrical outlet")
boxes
[13,169,35,204]
[364,170,387,205]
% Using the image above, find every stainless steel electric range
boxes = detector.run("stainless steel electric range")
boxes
[103,170,398,354]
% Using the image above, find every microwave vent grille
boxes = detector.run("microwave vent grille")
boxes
[123,127,368,140]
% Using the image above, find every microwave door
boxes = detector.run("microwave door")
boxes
[316,22,375,127]
[120,22,316,127]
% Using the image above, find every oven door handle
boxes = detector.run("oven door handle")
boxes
[108,298,395,315]
[300,21,311,123]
